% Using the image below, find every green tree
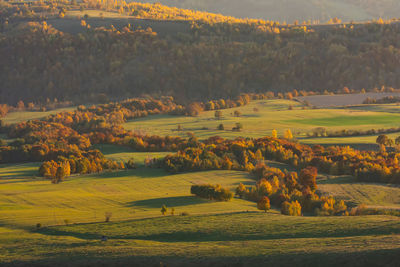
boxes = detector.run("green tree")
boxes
[161,205,168,215]
[214,110,223,119]
[53,166,66,184]
[234,110,242,117]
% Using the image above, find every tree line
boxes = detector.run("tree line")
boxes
[2,1,400,104]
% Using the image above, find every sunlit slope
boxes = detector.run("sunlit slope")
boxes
[1,213,399,266]
[136,0,400,22]
[0,166,256,227]
[123,99,400,144]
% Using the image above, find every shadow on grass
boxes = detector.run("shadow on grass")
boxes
[37,212,400,243]
[126,196,209,208]
[4,247,400,267]
[92,144,135,155]
[82,168,167,180]
[318,175,354,185]
[0,162,40,178]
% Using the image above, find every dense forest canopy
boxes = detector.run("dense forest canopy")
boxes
[1,1,400,105]
[137,0,400,23]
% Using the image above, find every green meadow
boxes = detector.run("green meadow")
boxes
[2,100,400,265]
[1,212,399,266]
[1,107,76,125]
[0,165,257,227]
[123,99,400,145]
[318,176,400,209]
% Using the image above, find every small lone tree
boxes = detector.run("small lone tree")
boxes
[161,205,168,215]
[126,158,136,169]
[214,110,223,119]
[171,207,175,216]
[284,129,293,140]
[217,124,224,130]
[376,134,392,151]
[233,122,243,131]
[257,196,271,213]
[105,212,112,222]
[234,110,242,117]
[271,129,278,138]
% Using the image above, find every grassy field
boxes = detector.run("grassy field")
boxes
[93,144,172,166]
[2,99,400,265]
[1,149,400,265]
[0,162,40,178]
[1,212,399,266]
[0,165,257,228]
[123,99,400,144]
[47,9,192,37]
[1,107,76,125]
[318,176,400,209]
[137,0,386,22]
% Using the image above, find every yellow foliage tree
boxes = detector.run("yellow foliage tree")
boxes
[271,129,278,138]
[284,129,293,139]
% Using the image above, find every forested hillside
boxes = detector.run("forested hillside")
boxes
[1,0,400,105]
[137,0,400,22]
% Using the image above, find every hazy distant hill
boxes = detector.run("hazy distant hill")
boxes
[137,0,400,22]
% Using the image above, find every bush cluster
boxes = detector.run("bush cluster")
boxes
[191,184,233,201]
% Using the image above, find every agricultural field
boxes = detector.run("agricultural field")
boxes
[93,144,171,166]
[0,163,257,227]
[1,139,399,265]
[1,145,400,265]
[48,10,191,36]
[318,175,400,209]
[1,212,399,266]
[2,1,400,266]
[1,107,76,125]
[297,92,400,108]
[123,98,400,145]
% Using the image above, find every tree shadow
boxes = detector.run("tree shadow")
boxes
[126,196,209,208]
[318,175,354,185]
[82,168,167,180]
[0,162,40,178]
[6,247,400,267]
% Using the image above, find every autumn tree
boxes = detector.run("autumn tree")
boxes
[376,134,392,150]
[257,196,271,213]
[281,200,302,216]
[53,166,66,184]
[271,129,278,138]
[17,100,25,110]
[235,183,247,198]
[284,129,293,139]
[299,167,317,192]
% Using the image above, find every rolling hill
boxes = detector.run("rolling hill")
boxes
[137,0,400,22]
